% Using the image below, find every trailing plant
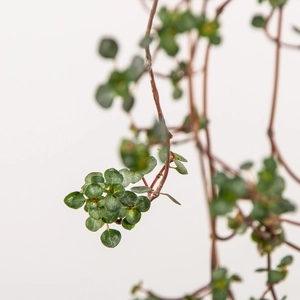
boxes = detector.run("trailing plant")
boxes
[64,0,300,299]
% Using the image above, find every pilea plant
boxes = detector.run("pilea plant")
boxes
[64,0,300,299]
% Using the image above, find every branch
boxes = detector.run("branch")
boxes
[264,9,300,50]
[144,0,172,200]
[280,218,300,226]
[267,253,278,300]
[285,240,300,252]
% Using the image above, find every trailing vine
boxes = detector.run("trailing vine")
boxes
[64,0,300,299]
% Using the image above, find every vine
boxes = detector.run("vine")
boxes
[64,0,300,299]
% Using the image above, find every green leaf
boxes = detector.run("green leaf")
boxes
[292,25,300,35]
[108,70,130,98]
[159,29,179,56]
[268,270,285,284]
[161,193,181,205]
[178,10,197,32]
[85,217,104,232]
[210,199,234,216]
[84,183,104,199]
[88,206,103,220]
[270,199,295,215]
[131,186,153,194]
[98,38,118,59]
[110,183,125,198]
[126,208,142,224]
[140,156,157,175]
[251,201,269,222]
[100,229,121,248]
[122,95,135,113]
[101,210,119,224]
[135,196,151,212]
[209,35,222,46]
[173,86,183,99]
[158,147,168,163]
[95,84,114,108]
[104,168,124,184]
[139,35,153,48]
[251,15,266,28]
[240,161,253,170]
[268,0,287,8]
[174,159,188,175]
[119,191,138,207]
[104,195,122,213]
[64,191,85,209]
[279,255,293,267]
[122,218,135,230]
[147,120,168,145]
[131,281,143,295]
[120,139,150,171]
[230,274,242,282]
[255,268,268,273]
[126,55,144,82]
[263,157,277,172]
[198,19,219,37]
[84,172,104,184]
[172,152,188,162]
[119,168,143,187]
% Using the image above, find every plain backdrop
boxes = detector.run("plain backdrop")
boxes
[1,0,300,299]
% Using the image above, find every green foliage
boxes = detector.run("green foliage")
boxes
[101,229,121,248]
[64,168,156,247]
[64,191,85,209]
[98,37,118,59]
[252,15,266,28]
[65,0,299,298]
[211,268,241,300]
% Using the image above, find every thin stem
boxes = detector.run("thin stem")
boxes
[264,9,300,50]
[267,253,278,300]
[285,240,300,252]
[267,6,283,155]
[280,218,300,226]
[216,231,236,241]
[144,0,172,200]
[144,283,211,300]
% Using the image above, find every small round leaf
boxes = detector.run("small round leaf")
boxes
[135,196,151,212]
[64,191,85,209]
[126,208,142,225]
[104,168,123,184]
[84,184,103,199]
[85,217,104,232]
[101,229,121,248]
[119,191,138,207]
[105,195,122,212]
[84,172,104,184]
[122,218,135,230]
[98,38,118,59]
[95,84,114,109]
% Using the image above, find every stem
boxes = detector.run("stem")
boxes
[280,218,300,226]
[285,240,300,252]
[267,253,278,300]
[267,7,283,155]
[264,9,300,50]
[144,0,172,200]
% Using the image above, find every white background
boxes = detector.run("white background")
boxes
[1,0,300,299]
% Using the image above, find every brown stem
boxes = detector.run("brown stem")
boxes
[267,6,283,155]
[267,253,278,300]
[280,218,300,226]
[144,0,172,200]
[216,231,236,241]
[264,9,300,50]
[285,240,300,252]
[144,284,211,300]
